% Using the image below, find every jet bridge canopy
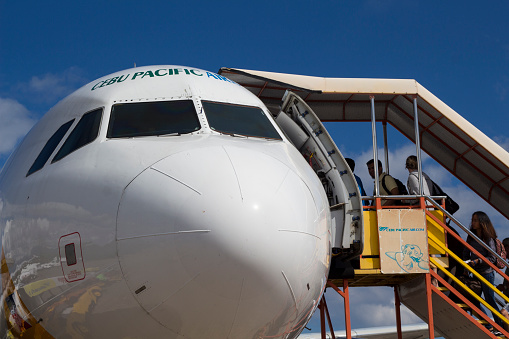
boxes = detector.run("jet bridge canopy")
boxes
[219,67,509,220]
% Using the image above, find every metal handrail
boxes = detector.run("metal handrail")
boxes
[361,194,509,270]
[362,195,447,202]
[424,195,509,270]
[428,231,509,304]
[430,266,509,337]
[426,207,509,334]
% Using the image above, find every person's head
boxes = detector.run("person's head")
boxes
[471,211,497,241]
[405,155,418,172]
[345,158,355,172]
[366,159,383,179]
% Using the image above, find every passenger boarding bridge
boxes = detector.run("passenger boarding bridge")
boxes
[220,68,509,339]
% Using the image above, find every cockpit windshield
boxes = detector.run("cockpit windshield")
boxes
[107,100,200,138]
[202,101,282,140]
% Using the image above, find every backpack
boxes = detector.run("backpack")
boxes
[429,180,459,215]
[381,175,408,195]
[495,238,507,269]
[381,175,408,206]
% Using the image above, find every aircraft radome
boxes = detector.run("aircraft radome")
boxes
[0,65,345,338]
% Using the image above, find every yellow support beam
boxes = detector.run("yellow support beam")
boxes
[426,210,447,255]
[430,257,509,326]
[428,231,509,305]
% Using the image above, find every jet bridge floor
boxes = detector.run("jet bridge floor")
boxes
[329,270,419,288]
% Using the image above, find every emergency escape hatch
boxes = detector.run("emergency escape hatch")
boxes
[58,232,86,282]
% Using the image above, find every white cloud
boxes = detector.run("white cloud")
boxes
[354,144,421,194]
[0,98,36,155]
[350,287,422,326]
[353,302,422,327]
[305,285,424,333]
[349,143,508,235]
[303,142,509,332]
[495,76,508,102]
[18,67,87,104]
[493,135,509,151]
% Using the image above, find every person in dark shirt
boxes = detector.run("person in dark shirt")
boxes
[463,211,501,327]
[345,158,367,206]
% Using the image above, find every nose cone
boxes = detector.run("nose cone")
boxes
[116,143,330,338]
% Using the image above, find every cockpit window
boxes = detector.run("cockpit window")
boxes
[107,100,200,138]
[52,108,103,163]
[202,101,282,140]
[26,119,75,176]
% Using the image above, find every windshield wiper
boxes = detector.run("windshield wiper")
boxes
[219,131,247,138]
[157,132,181,137]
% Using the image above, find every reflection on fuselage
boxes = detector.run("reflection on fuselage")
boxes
[0,65,332,339]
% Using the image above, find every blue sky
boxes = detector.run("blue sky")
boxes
[1,0,509,335]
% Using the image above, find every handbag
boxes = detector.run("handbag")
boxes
[430,180,460,214]
[458,275,482,296]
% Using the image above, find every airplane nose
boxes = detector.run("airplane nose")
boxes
[116,144,330,338]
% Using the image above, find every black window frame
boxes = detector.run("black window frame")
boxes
[26,119,75,177]
[52,108,103,163]
[201,101,282,140]
[106,100,201,139]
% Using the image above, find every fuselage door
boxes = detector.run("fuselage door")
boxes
[276,91,364,259]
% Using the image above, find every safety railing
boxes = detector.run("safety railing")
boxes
[362,193,509,270]
[424,196,509,337]
[361,194,509,337]
[426,197,509,270]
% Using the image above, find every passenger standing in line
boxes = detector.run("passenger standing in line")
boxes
[497,238,509,298]
[463,211,502,328]
[404,156,439,285]
[404,155,464,277]
[366,159,399,206]
[404,155,431,205]
[345,158,367,206]
[497,238,509,331]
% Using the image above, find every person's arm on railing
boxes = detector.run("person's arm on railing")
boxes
[463,242,471,265]
[467,238,496,271]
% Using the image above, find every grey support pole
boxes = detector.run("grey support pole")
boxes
[370,96,380,196]
[413,96,423,195]
[383,121,389,174]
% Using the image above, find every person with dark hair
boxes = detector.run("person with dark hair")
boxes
[463,211,502,328]
[345,158,366,205]
[366,159,399,206]
[404,155,431,205]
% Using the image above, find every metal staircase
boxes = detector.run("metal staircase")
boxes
[322,197,509,339]
[398,274,501,338]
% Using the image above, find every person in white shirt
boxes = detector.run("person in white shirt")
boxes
[405,155,431,205]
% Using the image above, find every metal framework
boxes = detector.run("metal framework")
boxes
[217,69,509,339]
[321,195,509,339]
[219,68,509,222]
[322,94,508,338]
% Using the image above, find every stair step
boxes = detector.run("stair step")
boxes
[477,319,489,325]
[437,286,448,291]
[457,303,471,309]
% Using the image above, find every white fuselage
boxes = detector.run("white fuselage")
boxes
[0,66,331,338]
